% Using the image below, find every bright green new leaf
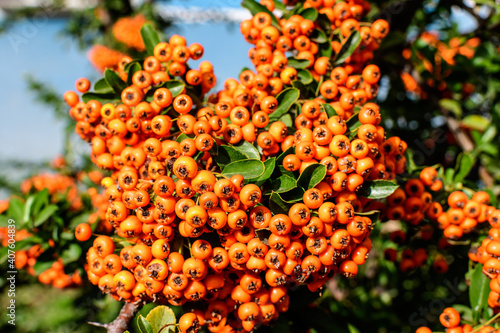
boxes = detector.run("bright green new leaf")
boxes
[462,115,490,132]
[146,305,176,333]
[137,315,154,333]
[454,152,474,183]
[439,99,462,117]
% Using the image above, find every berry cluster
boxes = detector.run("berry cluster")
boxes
[65,0,413,331]
[377,165,500,288]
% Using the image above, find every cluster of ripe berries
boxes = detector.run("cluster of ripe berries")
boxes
[379,167,498,274]
[417,307,497,333]
[65,0,413,331]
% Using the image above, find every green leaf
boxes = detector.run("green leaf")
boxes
[321,103,338,118]
[126,62,142,86]
[347,324,361,333]
[146,305,176,333]
[316,13,332,34]
[345,112,361,138]
[0,215,9,227]
[297,164,327,190]
[215,145,248,169]
[357,180,399,199]
[252,158,276,185]
[269,192,292,215]
[241,0,280,29]
[439,99,462,117]
[318,40,333,57]
[276,146,295,166]
[269,88,300,121]
[175,133,193,143]
[232,141,261,160]
[333,31,361,66]
[94,78,114,94]
[23,195,35,225]
[292,80,311,99]
[138,315,154,333]
[60,243,82,264]
[454,152,474,183]
[297,69,313,85]
[146,80,185,103]
[469,263,490,324]
[481,125,496,143]
[222,159,265,179]
[444,168,455,186]
[298,7,318,21]
[452,305,473,324]
[279,113,293,127]
[279,187,305,203]
[311,29,327,44]
[7,198,24,225]
[462,115,490,132]
[162,80,185,97]
[31,188,49,216]
[272,0,286,11]
[270,175,297,193]
[287,57,311,69]
[273,146,296,179]
[82,93,119,104]
[104,69,127,94]
[140,23,161,56]
[34,205,58,227]
[34,260,54,276]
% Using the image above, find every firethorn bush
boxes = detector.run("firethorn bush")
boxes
[2,0,500,332]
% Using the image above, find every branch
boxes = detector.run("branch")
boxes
[444,114,474,152]
[89,301,142,333]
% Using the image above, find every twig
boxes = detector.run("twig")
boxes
[444,114,474,152]
[89,301,142,333]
